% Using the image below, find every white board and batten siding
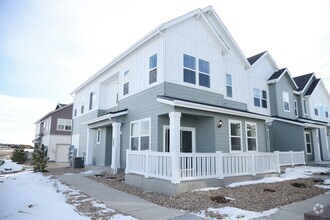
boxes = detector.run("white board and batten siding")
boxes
[73,34,165,116]
[165,15,248,105]
[308,81,330,123]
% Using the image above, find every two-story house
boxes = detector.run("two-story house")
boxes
[34,103,73,162]
[70,6,329,194]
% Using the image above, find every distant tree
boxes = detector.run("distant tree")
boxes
[11,147,27,164]
[31,143,49,172]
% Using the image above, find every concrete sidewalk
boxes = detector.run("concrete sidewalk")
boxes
[257,192,330,220]
[58,174,204,220]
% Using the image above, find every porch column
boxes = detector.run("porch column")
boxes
[312,129,322,162]
[85,128,96,165]
[169,112,181,184]
[111,122,121,173]
[320,127,330,160]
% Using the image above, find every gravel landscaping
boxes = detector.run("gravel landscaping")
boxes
[87,171,328,213]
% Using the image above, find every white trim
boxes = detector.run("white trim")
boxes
[267,68,298,89]
[229,119,243,152]
[245,122,258,152]
[294,99,298,118]
[157,98,271,121]
[81,110,128,126]
[304,131,313,155]
[163,125,196,153]
[248,51,279,69]
[96,128,101,144]
[303,98,308,116]
[129,117,151,151]
[282,91,290,112]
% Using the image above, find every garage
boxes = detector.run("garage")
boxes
[55,144,69,162]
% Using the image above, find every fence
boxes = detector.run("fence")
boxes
[126,150,305,184]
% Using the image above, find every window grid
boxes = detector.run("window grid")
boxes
[229,120,242,152]
[294,100,298,117]
[282,91,290,112]
[149,54,157,84]
[57,118,72,131]
[246,122,257,151]
[130,118,151,151]
[226,74,232,98]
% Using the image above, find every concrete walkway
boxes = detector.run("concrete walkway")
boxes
[257,192,330,220]
[58,174,203,220]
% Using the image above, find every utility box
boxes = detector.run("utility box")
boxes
[72,157,84,168]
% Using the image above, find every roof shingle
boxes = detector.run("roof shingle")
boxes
[293,73,314,92]
[247,51,267,65]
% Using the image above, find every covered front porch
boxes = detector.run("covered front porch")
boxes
[304,124,330,162]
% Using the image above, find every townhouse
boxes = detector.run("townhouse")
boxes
[70,6,329,193]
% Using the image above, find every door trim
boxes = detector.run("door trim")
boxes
[163,125,196,153]
[304,131,313,155]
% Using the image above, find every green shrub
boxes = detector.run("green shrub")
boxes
[31,143,49,172]
[11,147,27,164]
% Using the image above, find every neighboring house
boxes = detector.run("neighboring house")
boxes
[70,6,329,191]
[33,103,73,162]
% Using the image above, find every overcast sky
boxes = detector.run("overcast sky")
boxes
[1,0,329,144]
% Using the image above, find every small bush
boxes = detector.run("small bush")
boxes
[31,143,49,172]
[11,147,27,164]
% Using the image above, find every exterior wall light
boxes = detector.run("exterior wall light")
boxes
[218,120,223,128]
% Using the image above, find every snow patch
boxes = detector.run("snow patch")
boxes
[198,207,278,219]
[193,187,222,192]
[63,173,75,176]
[109,214,138,220]
[315,184,330,189]
[79,170,94,175]
[0,160,23,173]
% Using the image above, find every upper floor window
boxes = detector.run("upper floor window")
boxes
[123,70,129,95]
[198,59,210,88]
[226,74,232,98]
[183,54,196,84]
[81,105,84,114]
[74,109,77,117]
[229,120,242,151]
[130,118,150,151]
[97,129,101,144]
[282,91,290,112]
[149,54,157,84]
[325,106,329,118]
[314,103,319,116]
[253,88,267,108]
[57,118,72,131]
[246,122,257,151]
[294,100,298,117]
[303,99,307,115]
[89,92,95,110]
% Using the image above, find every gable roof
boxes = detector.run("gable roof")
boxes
[247,51,267,65]
[305,78,320,96]
[71,6,251,95]
[293,73,314,92]
[267,68,298,89]
[35,103,73,124]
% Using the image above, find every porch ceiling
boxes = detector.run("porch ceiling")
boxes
[81,109,127,129]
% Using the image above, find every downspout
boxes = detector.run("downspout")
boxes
[160,27,166,96]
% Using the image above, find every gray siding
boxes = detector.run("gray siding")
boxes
[269,84,277,116]
[105,126,112,166]
[50,105,73,135]
[269,120,305,152]
[93,127,106,166]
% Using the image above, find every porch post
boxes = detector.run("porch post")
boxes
[319,127,330,160]
[85,128,95,165]
[169,112,181,184]
[312,129,322,162]
[111,122,121,174]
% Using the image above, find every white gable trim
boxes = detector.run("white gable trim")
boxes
[267,68,298,89]
[250,51,279,70]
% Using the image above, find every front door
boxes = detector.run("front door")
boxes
[164,126,195,152]
[304,131,313,155]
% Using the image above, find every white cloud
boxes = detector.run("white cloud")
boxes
[0,95,56,144]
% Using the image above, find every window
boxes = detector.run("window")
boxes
[226,74,232,98]
[253,88,267,108]
[130,118,150,151]
[314,103,319,116]
[303,99,307,115]
[294,100,298,117]
[246,122,257,151]
[74,109,77,117]
[149,54,157,84]
[229,120,242,151]
[183,54,196,84]
[198,59,210,87]
[282,91,290,112]
[81,105,84,114]
[325,106,329,118]
[305,132,312,154]
[57,118,72,131]
[123,70,129,95]
[97,129,101,144]
[89,92,95,110]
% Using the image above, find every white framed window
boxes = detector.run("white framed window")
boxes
[163,126,196,153]
[294,100,298,117]
[149,54,157,84]
[246,122,257,151]
[123,70,129,95]
[183,54,196,84]
[81,105,84,114]
[96,129,101,144]
[198,59,210,88]
[314,103,319,116]
[303,98,307,115]
[226,74,232,98]
[282,91,290,112]
[253,88,261,107]
[57,118,72,131]
[325,106,329,118]
[74,109,77,117]
[89,92,95,110]
[130,118,151,151]
[304,132,312,154]
[229,120,242,152]
[253,88,267,108]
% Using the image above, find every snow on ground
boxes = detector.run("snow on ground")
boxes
[198,207,278,220]
[0,160,23,173]
[80,170,94,175]
[193,187,222,192]
[109,214,138,220]
[228,166,330,187]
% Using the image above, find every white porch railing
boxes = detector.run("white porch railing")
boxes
[277,150,306,166]
[126,150,306,184]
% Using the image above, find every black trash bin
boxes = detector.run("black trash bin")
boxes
[72,157,84,168]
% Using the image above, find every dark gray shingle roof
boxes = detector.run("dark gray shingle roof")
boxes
[247,51,267,65]
[305,78,320,96]
[268,68,286,81]
[293,73,314,92]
